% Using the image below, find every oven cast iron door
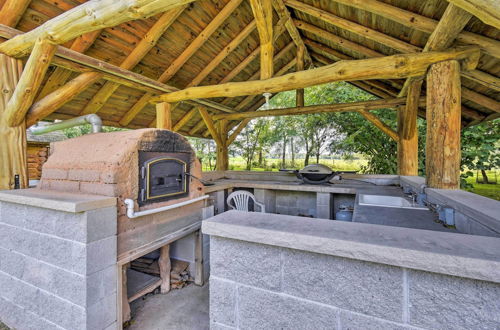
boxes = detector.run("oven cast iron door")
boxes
[139,152,190,205]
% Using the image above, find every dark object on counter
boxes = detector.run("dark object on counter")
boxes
[295,164,341,185]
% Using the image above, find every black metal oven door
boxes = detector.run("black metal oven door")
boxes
[138,152,190,205]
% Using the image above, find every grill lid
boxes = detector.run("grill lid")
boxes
[298,164,333,175]
[296,164,338,184]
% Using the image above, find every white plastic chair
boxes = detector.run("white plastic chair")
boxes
[226,190,266,213]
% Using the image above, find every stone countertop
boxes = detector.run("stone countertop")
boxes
[202,210,500,283]
[204,179,450,232]
[203,178,396,194]
[0,188,116,213]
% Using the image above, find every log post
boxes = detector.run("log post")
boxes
[426,60,462,189]
[216,119,229,171]
[397,81,420,175]
[0,54,28,190]
[296,45,305,107]
[159,244,171,294]
[156,102,172,129]
[121,264,131,323]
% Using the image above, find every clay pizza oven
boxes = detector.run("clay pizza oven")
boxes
[38,128,205,258]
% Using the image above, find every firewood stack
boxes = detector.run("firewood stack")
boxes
[131,257,192,289]
[27,145,48,180]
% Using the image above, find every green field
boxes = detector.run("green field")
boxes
[202,157,499,201]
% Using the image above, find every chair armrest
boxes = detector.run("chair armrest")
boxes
[255,201,266,213]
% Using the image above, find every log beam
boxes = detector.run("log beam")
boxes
[0,54,27,189]
[397,81,421,175]
[152,47,480,103]
[0,0,30,27]
[213,98,414,121]
[358,110,399,142]
[173,108,197,132]
[37,30,102,100]
[156,102,173,129]
[426,60,462,189]
[5,38,56,127]
[250,0,274,79]
[0,0,196,57]
[198,107,222,146]
[26,72,102,127]
[446,0,500,29]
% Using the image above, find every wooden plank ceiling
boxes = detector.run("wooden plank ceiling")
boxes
[0,0,498,138]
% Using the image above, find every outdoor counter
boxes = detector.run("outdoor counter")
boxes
[203,210,500,329]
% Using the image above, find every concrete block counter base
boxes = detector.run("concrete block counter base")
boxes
[0,189,118,330]
[203,211,500,330]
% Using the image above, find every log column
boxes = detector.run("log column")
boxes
[0,54,27,190]
[216,119,229,171]
[156,102,172,129]
[397,81,420,176]
[426,60,462,189]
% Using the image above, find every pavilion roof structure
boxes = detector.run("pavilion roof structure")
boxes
[0,0,498,140]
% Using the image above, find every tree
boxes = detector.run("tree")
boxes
[461,120,500,184]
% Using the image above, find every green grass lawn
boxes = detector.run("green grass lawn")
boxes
[464,172,500,201]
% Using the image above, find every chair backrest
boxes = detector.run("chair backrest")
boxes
[226,190,265,212]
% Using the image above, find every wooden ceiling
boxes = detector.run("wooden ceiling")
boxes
[0,0,498,138]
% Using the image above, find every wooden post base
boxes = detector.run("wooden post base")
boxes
[0,54,28,190]
[426,60,462,189]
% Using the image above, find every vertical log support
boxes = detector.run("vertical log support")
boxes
[159,244,171,294]
[216,119,229,171]
[296,45,305,107]
[156,102,172,129]
[426,60,462,189]
[0,54,28,190]
[250,0,274,80]
[397,81,421,175]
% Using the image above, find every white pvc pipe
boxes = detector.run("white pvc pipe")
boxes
[124,195,209,219]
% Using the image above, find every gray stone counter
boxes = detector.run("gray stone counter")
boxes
[0,189,118,330]
[203,211,500,283]
[204,211,500,330]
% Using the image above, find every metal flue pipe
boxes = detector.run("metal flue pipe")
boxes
[29,114,103,135]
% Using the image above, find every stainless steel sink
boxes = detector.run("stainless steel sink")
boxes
[358,194,428,210]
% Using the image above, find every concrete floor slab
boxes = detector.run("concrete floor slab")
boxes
[128,284,209,330]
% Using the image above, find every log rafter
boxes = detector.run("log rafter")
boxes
[79,6,186,116]
[0,0,197,57]
[0,24,235,116]
[250,0,274,80]
[0,0,31,28]
[272,0,312,66]
[330,0,500,59]
[295,20,498,117]
[175,21,290,134]
[119,0,242,126]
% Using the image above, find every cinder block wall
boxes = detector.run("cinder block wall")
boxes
[0,201,118,330]
[209,237,500,330]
